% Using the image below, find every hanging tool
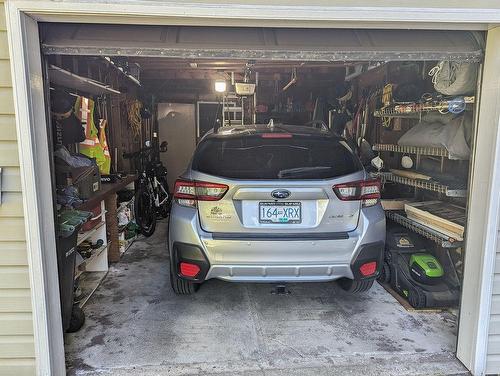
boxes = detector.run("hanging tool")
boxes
[282,67,297,92]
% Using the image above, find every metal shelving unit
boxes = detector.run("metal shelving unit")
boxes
[378,172,467,197]
[373,144,449,158]
[385,211,462,248]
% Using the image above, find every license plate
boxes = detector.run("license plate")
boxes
[259,202,301,224]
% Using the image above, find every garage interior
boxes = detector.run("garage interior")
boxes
[41,24,482,375]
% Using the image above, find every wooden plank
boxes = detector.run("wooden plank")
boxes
[105,193,120,262]
[404,201,465,239]
[76,174,136,211]
[49,65,121,95]
[381,199,409,211]
[378,282,444,312]
[0,267,30,289]
[406,213,464,241]
[0,115,17,141]
[0,313,33,336]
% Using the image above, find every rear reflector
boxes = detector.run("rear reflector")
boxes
[332,179,381,207]
[359,261,377,277]
[180,262,201,278]
[174,179,229,207]
[261,133,293,138]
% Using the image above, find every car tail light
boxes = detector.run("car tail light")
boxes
[174,179,229,207]
[332,179,381,207]
[359,261,377,277]
[180,262,200,278]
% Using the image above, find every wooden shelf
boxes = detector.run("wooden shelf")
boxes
[49,64,121,95]
[378,172,467,197]
[386,211,462,248]
[76,175,136,212]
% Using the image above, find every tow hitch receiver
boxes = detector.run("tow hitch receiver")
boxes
[271,284,291,295]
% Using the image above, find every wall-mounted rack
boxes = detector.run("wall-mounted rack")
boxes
[378,172,467,197]
[374,97,474,118]
[373,144,449,158]
[385,211,462,248]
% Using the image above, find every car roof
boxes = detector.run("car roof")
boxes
[205,124,336,139]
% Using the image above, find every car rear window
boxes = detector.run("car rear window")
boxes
[192,134,362,179]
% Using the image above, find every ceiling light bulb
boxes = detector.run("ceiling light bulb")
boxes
[215,80,227,93]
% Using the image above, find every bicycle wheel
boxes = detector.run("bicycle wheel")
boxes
[157,176,172,218]
[135,182,156,237]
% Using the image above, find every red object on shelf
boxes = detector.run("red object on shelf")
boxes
[81,205,103,232]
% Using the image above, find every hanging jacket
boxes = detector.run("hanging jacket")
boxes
[75,96,108,175]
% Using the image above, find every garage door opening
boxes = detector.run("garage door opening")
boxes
[39,23,483,375]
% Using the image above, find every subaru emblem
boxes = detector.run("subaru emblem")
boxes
[271,189,291,199]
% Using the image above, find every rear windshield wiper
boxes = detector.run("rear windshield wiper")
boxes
[277,166,332,178]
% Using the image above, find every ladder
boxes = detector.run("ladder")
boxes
[222,94,244,126]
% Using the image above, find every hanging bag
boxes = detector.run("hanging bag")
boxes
[428,61,478,96]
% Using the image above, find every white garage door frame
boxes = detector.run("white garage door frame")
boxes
[5,1,500,375]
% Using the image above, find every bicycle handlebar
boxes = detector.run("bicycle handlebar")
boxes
[123,146,153,159]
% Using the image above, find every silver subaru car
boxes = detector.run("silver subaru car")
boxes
[168,124,385,294]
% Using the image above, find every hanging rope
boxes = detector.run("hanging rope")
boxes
[127,99,142,138]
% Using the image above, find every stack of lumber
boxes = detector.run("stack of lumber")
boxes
[404,201,465,241]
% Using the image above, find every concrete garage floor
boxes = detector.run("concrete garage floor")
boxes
[66,221,468,375]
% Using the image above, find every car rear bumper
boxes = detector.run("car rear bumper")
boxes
[169,203,385,282]
[205,263,353,282]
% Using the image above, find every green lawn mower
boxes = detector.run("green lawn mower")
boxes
[378,223,460,309]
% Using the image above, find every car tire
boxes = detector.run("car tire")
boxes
[377,262,391,284]
[337,278,374,293]
[408,287,426,309]
[170,268,199,295]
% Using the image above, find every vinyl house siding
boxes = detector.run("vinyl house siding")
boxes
[0,2,36,375]
[487,246,500,374]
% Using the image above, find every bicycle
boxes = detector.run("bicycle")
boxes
[123,140,171,237]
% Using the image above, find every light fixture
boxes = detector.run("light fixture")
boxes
[214,80,227,93]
